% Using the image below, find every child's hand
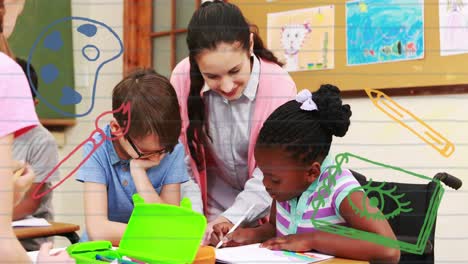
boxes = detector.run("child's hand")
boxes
[260,234,311,252]
[12,160,25,173]
[130,155,165,171]
[13,164,35,206]
[210,221,233,246]
[211,224,256,247]
[37,242,75,263]
[203,216,231,245]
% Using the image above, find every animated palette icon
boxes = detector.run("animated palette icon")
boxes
[27,17,123,117]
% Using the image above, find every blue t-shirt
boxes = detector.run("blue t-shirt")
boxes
[76,124,189,225]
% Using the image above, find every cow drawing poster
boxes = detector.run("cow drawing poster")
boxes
[267,6,335,72]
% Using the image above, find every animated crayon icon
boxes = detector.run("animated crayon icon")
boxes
[365,88,455,158]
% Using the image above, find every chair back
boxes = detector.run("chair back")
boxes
[350,170,436,264]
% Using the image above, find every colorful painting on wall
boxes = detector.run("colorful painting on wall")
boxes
[439,0,468,56]
[346,0,424,66]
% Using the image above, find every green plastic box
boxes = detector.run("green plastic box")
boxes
[67,194,207,263]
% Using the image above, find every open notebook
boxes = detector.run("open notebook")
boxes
[216,243,334,264]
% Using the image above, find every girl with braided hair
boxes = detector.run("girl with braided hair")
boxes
[213,85,400,263]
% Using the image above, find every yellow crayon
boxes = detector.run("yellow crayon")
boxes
[365,88,455,158]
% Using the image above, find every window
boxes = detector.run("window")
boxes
[124,0,201,77]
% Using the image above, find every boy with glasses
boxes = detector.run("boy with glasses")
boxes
[77,69,192,245]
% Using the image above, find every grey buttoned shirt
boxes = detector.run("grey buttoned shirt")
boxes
[201,55,271,224]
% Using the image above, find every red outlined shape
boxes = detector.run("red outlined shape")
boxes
[32,102,131,199]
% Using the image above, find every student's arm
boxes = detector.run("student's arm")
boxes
[131,172,181,205]
[0,134,31,263]
[159,183,180,205]
[14,131,60,220]
[84,182,127,246]
[13,183,44,220]
[262,191,400,263]
[78,143,127,245]
[11,162,34,207]
[130,158,167,204]
[130,144,189,205]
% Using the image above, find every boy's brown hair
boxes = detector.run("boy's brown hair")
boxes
[112,69,181,153]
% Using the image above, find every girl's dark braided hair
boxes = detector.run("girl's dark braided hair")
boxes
[256,84,352,164]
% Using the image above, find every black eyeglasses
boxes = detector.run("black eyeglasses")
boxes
[126,136,167,159]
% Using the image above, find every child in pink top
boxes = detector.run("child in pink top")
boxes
[0,52,38,137]
[0,51,73,264]
[0,0,73,262]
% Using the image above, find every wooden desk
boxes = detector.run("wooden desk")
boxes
[14,221,80,244]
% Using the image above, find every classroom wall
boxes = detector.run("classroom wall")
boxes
[334,95,468,263]
[51,1,468,263]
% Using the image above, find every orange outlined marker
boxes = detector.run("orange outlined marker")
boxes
[365,88,455,158]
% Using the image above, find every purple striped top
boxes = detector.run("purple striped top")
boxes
[276,168,361,236]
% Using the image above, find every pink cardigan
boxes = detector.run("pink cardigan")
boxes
[170,57,297,212]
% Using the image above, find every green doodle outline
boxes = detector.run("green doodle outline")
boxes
[347,180,414,220]
[309,152,444,255]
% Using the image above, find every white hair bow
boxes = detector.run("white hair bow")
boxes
[295,89,318,111]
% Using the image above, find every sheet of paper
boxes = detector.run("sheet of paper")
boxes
[12,216,51,227]
[215,243,334,264]
[27,248,65,263]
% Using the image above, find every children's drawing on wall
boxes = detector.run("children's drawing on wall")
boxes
[280,22,312,71]
[346,0,424,66]
[267,5,335,72]
[439,0,468,56]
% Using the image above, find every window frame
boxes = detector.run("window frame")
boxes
[123,0,201,75]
